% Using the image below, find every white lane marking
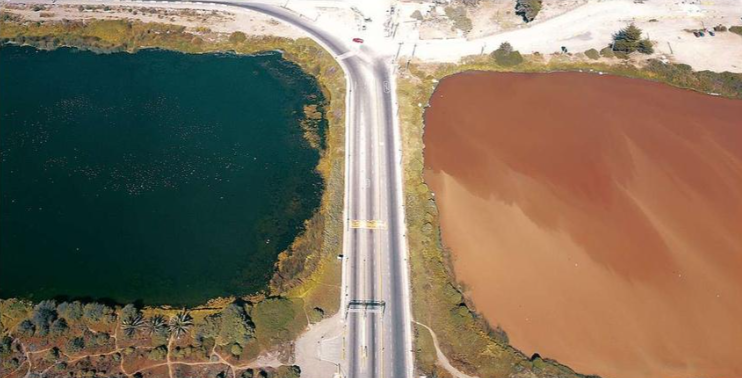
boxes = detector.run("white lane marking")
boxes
[337,51,356,61]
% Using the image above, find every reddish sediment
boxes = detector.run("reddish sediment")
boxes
[423,72,742,378]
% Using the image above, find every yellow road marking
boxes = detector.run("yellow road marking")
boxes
[350,219,387,229]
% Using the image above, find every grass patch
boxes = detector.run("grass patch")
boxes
[444,6,472,34]
[397,55,740,377]
[251,298,307,350]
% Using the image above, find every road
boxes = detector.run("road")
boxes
[217,3,414,378]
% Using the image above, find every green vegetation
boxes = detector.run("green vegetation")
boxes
[147,345,168,361]
[410,10,423,21]
[584,48,600,60]
[730,26,742,36]
[217,303,255,346]
[445,6,473,34]
[252,298,306,349]
[612,24,653,54]
[169,310,194,339]
[600,46,615,58]
[515,0,543,23]
[491,42,524,66]
[397,53,741,377]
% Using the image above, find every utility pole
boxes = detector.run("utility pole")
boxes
[406,43,417,70]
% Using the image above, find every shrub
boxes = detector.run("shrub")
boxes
[229,31,247,44]
[444,6,472,33]
[600,46,615,58]
[195,314,221,342]
[50,318,69,337]
[274,366,301,378]
[3,358,20,370]
[147,345,168,361]
[83,303,114,323]
[0,336,13,355]
[120,304,139,322]
[66,337,85,353]
[491,42,524,66]
[57,302,83,321]
[44,347,60,362]
[410,10,423,21]
[218,304,254,346]
[308,307,325,323]
[95,332,111,346]
[240,369,255,378]
[515,0,543,23]
[16,320,35,337]
[584,48,600,60]
[729,26,742,36]
[230,343,243,357]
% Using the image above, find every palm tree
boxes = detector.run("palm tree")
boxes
[121,314,145,338]
[146,315,168,336]
[169,310,193,339]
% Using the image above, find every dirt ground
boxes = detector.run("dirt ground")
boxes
[397,0,742,73]
[2,2,304,38]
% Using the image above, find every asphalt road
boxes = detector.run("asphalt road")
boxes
[218,5,414,378]
[197,3,413,378]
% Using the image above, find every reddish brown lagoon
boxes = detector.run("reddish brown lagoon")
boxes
[423,72,742,378]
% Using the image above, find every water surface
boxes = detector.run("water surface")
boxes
[424,72,742,378]
[0,46,324,306]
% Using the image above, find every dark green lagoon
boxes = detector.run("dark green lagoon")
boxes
[0,46,325,306]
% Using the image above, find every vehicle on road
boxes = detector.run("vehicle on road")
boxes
[352,37,364,43]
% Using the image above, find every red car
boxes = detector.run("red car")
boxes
[352,38,364,43]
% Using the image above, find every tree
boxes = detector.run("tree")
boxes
[145,315,169,337]
[218,304,254,346]
[57,302,83,322]
[121,305,145,338]
[169,310,193,339]
[515,0,543,23]
[31,300,58,336]
[491,42,524,66]
[637,39,654,54]
[410,10,423,21]
[612,24,653,54]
